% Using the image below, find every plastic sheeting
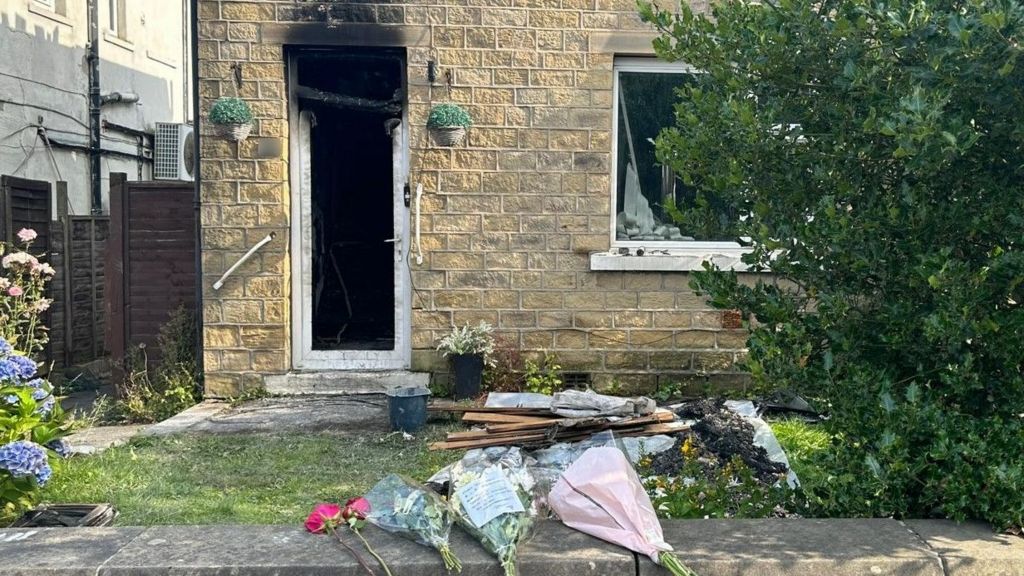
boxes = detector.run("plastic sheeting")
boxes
[724,400,799,487]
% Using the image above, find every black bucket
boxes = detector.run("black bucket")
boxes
[451,354,484,400]
[386,386,430,433]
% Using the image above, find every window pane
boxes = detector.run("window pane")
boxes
[615,69,736,242]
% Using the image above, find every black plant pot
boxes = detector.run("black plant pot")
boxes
[451,353,484,400]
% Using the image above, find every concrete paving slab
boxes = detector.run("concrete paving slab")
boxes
[172,395,391,435]
[905,520,1024,576]
[97,522,633,576]
[0,527,143,576]
[637,518,943,576]
[138,400,230,437]
[66,425,148,454]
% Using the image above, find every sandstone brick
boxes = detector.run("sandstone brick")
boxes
[453,310,499,326]
[522,291,563,309]
[654,311,691,328]
[252,351,287,372]
[692,311,723,329]
[693,352,735,372]
[717,330,750,349]
[554,330,587,349]
[613,311,651,328]
[205,374,243,398]
[483,290,519,308]
[205,326,240,348]
[434,290,482,309]
[523,330,555,348]
[223,300,263,324]
[538,311,572,328]
[650,351,693,371]
[500,310,536,328]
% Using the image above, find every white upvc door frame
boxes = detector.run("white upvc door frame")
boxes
[287,54,411,371]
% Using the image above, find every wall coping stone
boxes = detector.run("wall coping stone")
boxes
[1,519,1020,576]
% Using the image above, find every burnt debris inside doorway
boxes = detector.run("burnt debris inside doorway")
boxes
[295,48,404,351]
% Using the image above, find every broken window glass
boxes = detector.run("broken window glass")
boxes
[614,61,738,242]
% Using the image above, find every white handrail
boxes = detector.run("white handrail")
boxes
[213,232,275,290]
[414,183,423,265]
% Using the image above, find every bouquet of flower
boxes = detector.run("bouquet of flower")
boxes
[364,474,462,572]
[449,448,536,576]
[548,446,698,576]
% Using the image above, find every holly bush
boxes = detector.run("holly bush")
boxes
[640,0,1024,530]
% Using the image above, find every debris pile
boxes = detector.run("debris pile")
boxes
[428,391,689,451]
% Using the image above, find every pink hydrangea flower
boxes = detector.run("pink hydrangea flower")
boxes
[16,228,37,243]
[8,286,24,297]
[2,252,38,269]
[32,262,55,277]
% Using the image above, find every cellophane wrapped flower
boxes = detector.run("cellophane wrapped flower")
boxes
[449,447,536,576]
[0,440,51,486]
[365,474,463,572]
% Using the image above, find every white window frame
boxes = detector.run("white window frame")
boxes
[108,0,126,39]
[598,57,750,272]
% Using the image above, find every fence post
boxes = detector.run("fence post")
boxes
[106,173,128,383]
[57,182,72,367]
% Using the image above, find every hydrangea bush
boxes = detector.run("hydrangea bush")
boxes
[0,230,68,522]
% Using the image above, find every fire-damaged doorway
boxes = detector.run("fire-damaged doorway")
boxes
[288,47,410,370]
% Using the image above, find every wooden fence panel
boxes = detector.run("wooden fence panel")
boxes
[106,173,196,367]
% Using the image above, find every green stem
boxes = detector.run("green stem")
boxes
[326,525,376,576]
[659,551,699,576]
[439,543,462,573]
[352,527,394,576]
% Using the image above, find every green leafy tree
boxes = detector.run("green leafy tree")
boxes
[640,0,1024,530]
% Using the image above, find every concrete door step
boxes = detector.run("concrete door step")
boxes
[264,371,430,395]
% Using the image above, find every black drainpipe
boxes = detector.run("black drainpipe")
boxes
[87,0,102,214]
[189,0,205,386]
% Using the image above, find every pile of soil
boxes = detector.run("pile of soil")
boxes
[649,398,787,483]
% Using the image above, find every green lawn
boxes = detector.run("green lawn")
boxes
[770,418,830,488]
[40,425,461,525]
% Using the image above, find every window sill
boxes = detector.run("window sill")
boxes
[28,4,73,27]
[104,31,134,51]
[589,248,753,272]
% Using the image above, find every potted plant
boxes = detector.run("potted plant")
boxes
[436,322,494,400]
[209,97,254,142]
[427,103,472,147]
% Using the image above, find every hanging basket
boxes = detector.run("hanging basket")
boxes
[429,126,466,147]
[214,122,253,142]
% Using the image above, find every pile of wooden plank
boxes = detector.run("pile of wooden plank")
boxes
[428,404,689,451]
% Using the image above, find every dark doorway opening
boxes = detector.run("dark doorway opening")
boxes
[294,47,404,351]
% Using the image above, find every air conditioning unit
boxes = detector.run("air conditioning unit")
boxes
[153,123,195,181]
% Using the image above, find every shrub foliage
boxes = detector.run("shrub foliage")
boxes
[641,0,1024,529]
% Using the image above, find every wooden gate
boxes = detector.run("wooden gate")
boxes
[106,173,196,366]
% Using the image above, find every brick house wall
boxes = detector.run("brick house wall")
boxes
[197,0,752,397]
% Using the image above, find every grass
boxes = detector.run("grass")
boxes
[39,425,462,525]
[770,418,830,489]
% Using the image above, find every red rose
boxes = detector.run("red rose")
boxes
[342,496,371,521]
[304,503,342,533]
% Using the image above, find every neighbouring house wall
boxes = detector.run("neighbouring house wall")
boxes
[198,0,755,397]
[0,0,191,216]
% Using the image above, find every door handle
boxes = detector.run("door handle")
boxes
[384,236,402,243]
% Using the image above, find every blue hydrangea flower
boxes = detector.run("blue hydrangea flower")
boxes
[0,338,12,356]
[0,358,19,382]
[0,441,52,486]
[8,355,36,379]
[45,438,71,459]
